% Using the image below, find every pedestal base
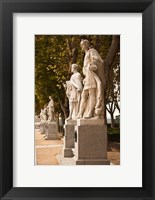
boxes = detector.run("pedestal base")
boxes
[63,148,74,157]
[35,122,40,129]
[74,119,110,165]
[56,154,76,165]
[39,121,47,134]
[62,120,76,157]
[75,158,110,165]
[45,122,59,140]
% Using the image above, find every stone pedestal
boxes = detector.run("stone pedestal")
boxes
[35,122,40,129]
[39,121,47,134]
[45,122,59,140]
[35,115,41,129]
[63,120,76,157]
[74,119,110,165]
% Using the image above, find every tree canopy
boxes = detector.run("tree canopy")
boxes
[35,35,120,123]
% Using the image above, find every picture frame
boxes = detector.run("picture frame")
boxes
[0,0,154,199]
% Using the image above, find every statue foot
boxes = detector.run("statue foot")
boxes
[94,116,100,119]
[75,114,83,119]
[84,113,93,119]
[66,116,72,120]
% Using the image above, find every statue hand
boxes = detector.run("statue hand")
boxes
[90,64,97,71]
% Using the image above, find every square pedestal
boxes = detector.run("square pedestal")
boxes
[74,119,110,165]
[39,121,47,134]
[45,122,59,140]
[63,120,76,157]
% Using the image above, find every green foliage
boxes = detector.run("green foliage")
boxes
[106,49,120,128]
[107,127,120,135]
[107,127,120,143]
[35,35,117,117]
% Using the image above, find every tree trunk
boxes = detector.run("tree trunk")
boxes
[66,38,78,71]
[104,35,120,90]
[103,35,120,123]
[110,112,115,128]
[115,101,120,113]
[59,100,68,119]
[71,48,78,64]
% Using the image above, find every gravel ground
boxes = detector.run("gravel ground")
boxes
[35,129,120,165]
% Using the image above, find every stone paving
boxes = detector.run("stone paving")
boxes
[35,129,120,165]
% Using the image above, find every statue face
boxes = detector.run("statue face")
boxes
[71,64,78,73]
[71,66,74,73]
[81,43,88,51]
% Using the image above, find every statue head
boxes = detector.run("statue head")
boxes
[49,96,53,100]
[71,63,79,73]
[80,39,90,51]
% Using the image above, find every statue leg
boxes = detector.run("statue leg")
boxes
[66,101,73,120]
[84,88,96,119]
[76,90,88,118]
[52,112,55,121]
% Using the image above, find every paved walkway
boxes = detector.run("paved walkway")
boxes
[35,129,120,165]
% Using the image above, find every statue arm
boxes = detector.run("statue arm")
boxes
[70,74,83,91]
[83,66,86,75]
[66,81,71,98]
[89,49,103,70]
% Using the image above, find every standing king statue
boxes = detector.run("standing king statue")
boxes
[76,39,104,119]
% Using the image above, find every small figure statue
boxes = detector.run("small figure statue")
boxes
[66,63,83,120]
[76,39,104,119]
[47,96,55,122]
[39,105,48,134]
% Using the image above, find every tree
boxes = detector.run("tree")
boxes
[35,35,70,117]
[106,51,120,128]
[35,35,120,122]
[104,35,120,124]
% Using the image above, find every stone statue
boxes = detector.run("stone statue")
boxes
[47,96,55,122]
[45,97,59,140]
[39,105,48,134]
[40,109,46,122]
[76,39,104,119]
[66,63,83,120]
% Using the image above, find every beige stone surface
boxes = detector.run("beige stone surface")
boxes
[64,124,75,148]
[35,115,40,122]
[47,96,55,122]
[63,148,74,158]
[45,122,59,140]
[35,129,120,165]
[63,124,75,157]
[35,130,63,146]
[36,147,62,165]
[65,64,83,120]
[77,118,105,126]
[65,119,77,125]
[107,151,120,165]
[74,125,109,165]
[76,40,104,119]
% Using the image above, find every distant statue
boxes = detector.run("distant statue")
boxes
[66,63,83,120]
[40,109,45,122]
[40,109,44,121]
[39,105,48,134]
[76,39,104,119]
[47,96,55,122]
